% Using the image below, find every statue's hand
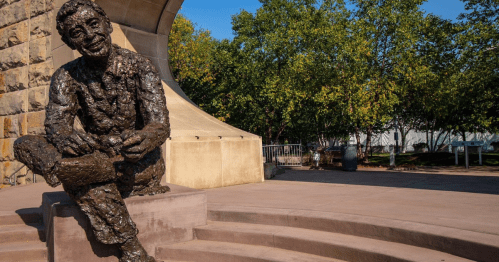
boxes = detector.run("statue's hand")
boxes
[61,130,99,156]
[120,129,156,163]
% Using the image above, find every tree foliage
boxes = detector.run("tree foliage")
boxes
[452,0,499,135]
[168,0,499,156]
[211,0,332,144]
[168,14,218,110]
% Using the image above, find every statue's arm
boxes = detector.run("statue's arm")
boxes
[121,58,170,162]
[45,68,98,156]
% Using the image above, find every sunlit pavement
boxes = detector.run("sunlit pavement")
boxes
[2,166,498,236]
[206,166,499,235]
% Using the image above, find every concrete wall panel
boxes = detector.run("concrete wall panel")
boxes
[222,138,264,187]
[169,139,224,189]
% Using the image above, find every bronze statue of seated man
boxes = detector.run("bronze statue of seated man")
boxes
[14,1,169,261]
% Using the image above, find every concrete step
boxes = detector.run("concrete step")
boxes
[208,204,499,262]
[0,209,43,226]
[161,260,195,262]
[0,223,45,244]
[195,221,473,262]
[156,240,345,262]
[0,242,47,262]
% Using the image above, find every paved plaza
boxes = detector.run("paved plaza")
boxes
[1,166,498,261]
[205,166,499,235]
[2,166,499,235]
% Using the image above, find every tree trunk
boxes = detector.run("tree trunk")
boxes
[430,130,435,152]
[397,117,413,154]
[426,128,430,152]
[355,127,363,159]
[400,126,409,154]
[265,126,272,145]
[274,121,286,144]
[437,132,450,152]
[363,126,373,163]
[318,133,327,148]
[265,108,273,145]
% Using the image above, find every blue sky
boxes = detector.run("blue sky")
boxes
[179,0,467,40]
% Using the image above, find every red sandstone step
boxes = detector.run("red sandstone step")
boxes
[156,240,345,262]
[0,223,45,244]
[0,242,47,262]
[161,260,198,262]
[208,204,499,262]
[195,221,473,262]
[0,210,43,226]
[161,260,194,262]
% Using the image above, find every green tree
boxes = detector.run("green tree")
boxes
[169,0,498,153]
[450,0,499,137]
[316,0,428,161]
[212,0,331,144]
[405,15,461,151]
[168,14,218,110]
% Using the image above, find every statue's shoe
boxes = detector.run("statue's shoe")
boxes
[119,237,156,262]
[119,254,156,262]
[13,135,62,187]
[128,185,170,197]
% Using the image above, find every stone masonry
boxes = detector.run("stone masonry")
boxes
[0,0,54,187]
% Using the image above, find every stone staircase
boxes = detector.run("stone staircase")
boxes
[156,205,499,262]
[2,203,499,262]
[0,209,47,262]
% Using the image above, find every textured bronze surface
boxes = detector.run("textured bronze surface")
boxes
[14,1,170,261]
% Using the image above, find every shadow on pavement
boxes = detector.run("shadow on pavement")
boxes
[273,169,499,195]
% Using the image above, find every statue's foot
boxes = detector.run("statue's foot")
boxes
[119,237,156,262]
[129,185,170,197]
[120,253,155,262]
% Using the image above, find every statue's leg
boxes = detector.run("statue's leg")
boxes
[65,182,155,262]
[15,137,156,261]
[117,147,169,197]
[14,135,124,188]
[64,182,137,245]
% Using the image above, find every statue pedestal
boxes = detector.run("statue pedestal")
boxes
[42,183,207,262]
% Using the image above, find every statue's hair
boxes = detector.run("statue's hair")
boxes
[56,0,111,48]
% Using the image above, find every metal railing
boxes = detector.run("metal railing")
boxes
[2,164,37,187]
[263,144,303,167]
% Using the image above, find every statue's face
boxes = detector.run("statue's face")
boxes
[63,5,112,59]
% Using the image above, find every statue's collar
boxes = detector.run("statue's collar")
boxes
[81,45,122,77]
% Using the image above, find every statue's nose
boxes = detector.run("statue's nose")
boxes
[83,26,96,41]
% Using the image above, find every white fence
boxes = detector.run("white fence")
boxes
[345,131,498,153]
[263,144,303,167]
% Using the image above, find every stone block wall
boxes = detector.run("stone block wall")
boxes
[0,0,54,186]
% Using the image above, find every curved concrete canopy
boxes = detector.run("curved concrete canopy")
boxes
[95,0,181,35]
[50,0,264,188]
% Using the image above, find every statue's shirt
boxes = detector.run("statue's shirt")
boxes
[45,45,169,152]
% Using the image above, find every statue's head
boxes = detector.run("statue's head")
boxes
[56,0,113,59]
